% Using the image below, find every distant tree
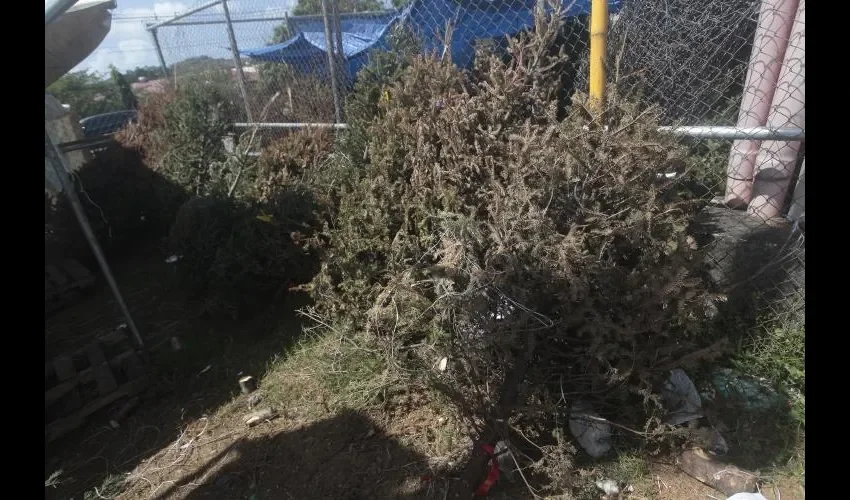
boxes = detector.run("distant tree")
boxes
[124,66,163,83]
[110,65,139,109]
[291,0,383,16]
[271,23,293,45]
[46,70,123,118]
[391,0,410,8]
[262,0,386,98]
[173,56,234,75]
[268,0,385,46]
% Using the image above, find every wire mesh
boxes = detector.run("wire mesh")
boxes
[150,0,805,320]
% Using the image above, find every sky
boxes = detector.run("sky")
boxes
[49,0,305,76]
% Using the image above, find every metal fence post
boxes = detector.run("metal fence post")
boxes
[222,0,255,123]
[44,130,146,352]
[285,11,294,35]
[149,27,170,78]
[332,0,347,119]
[321,0,343,123]
[588,0,609,113]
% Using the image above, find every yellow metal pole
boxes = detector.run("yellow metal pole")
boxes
[588,0,609,113]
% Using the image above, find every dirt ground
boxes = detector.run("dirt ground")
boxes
[45,246,804,500]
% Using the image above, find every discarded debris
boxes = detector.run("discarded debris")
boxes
[706,368,785,413]
[494,440,516,483]
[244,408,278,427]
[111,396,140,424]
[661,369,729,455]
[726,493,768,500]
[165,254,181,264]
[568,401,612,458]
[239,375,257,394]
[247,393,264,408]
[437,357,448,372]
[688,424,729,456]
[198,365,212,376]
[662,368,704,425]
[170,336,183,351]
[596,478,620,496]
[676,448,758,497]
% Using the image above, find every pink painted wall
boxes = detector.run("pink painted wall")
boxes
[725,0,798,208]
[748,0,805,220]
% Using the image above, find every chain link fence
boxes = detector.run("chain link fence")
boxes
[148,0,803,323]
[594,0,806,324]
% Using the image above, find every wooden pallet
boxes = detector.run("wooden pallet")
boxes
[45,259,96,314]
[45,329,149,443]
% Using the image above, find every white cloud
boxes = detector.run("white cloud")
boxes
[73,1,189,74]
[72,0,291,75]
[149,1,189,17]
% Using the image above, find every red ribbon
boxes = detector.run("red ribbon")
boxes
[474,443,501,496]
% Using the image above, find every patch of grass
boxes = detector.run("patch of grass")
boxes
[571,453,651,500]
[82,474,126,500]
[685,137,730,196]
[260,328,391,421]
[703,295,806,481]
[606,453,651,486]
[732,300,805,424]
[257,321,471,466]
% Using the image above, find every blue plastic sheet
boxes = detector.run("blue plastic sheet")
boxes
[241,0,621,82]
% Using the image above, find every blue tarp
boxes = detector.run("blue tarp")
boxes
[241,0,621,82]
[242,12,400,81]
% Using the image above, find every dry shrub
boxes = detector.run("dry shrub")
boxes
[116,84,175,156]
[117,77,236,197]
[249,128,334,203]
[256,66,336,124]
[340,24,422,165]
[116,78,333,318]
[168,190,325,318]
[45,145,187,264]
[309,7,724,493]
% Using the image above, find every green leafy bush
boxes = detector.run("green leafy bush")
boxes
[118,75,237,197]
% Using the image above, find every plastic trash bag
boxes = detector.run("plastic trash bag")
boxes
[727,493,768,500]
[569,401,612,458]
[707,368,785,412]
[494,440,515,482]
[662,368,704,425]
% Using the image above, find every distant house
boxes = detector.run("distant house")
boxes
[131,77,169,95]
[232,66,259,83]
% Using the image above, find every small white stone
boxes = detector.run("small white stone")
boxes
[595,479,620,496]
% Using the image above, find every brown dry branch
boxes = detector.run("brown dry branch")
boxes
[305,5,725,495]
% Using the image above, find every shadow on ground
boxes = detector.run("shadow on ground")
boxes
[150,410,435,500]
[45,248,318,500]
[45,142,334,499]
[690,205,805,472]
